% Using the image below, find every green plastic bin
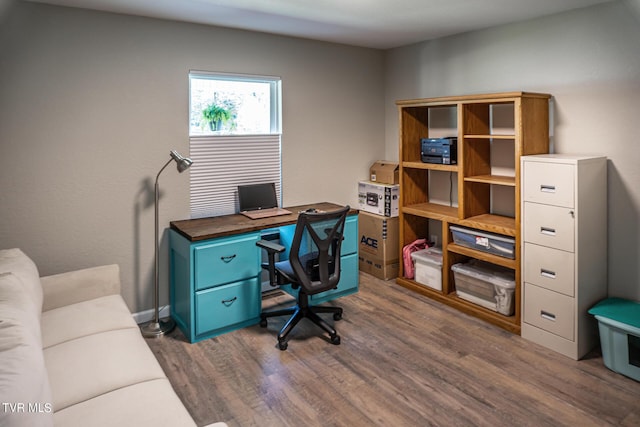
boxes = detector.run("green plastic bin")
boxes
[588,298,640,382]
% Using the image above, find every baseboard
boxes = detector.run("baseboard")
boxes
[133,305,171,325]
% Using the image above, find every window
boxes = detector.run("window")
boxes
[189,72,282,218]
[189,73,280,135]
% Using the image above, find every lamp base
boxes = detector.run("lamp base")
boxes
[140,317,176,338]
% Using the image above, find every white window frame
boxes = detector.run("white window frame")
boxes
[188,71,282,218]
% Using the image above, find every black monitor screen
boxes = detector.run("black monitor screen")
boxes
[238,183,278,212]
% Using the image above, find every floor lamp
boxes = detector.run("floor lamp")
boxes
[141,150,193,338]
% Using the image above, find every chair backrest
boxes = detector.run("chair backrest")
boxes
[288,206,350,295]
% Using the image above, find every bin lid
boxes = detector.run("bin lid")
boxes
[451,260,515,289]
[588,298,640,330]
[411,248,442,266]
[450,225,515,244]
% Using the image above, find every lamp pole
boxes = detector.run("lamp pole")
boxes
[141,151,192,338]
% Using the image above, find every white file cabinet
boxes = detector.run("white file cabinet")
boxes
[521,154,607,360]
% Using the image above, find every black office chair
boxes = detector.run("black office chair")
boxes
[256,205,350,350]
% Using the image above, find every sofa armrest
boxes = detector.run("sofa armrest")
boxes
[41,264,121,312]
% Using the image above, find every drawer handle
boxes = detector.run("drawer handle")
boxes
[220,254,237,263]
[540,269,556,279]
[540,184,556,193]
[221,296,237,306]
[540,227,556,236]
[540,311,556,322]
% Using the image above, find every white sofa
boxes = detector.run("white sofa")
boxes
[0,248,227,427]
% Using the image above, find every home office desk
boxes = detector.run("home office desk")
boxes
[169,202,359,343]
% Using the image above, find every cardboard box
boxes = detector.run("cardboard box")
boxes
[358,181,399,217]
[370,161,399,185]
[358,211,399,280]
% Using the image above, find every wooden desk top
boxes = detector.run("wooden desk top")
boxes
[170,202,357,242]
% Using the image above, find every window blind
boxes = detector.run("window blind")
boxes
[189,134,282,219]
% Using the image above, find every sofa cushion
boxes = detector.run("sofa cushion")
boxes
[0,273,53,427]
[41,294,138,349]
[44,328,167,412]
[0,248,43,320]
[41,264,121,312]
[52,378,197,426]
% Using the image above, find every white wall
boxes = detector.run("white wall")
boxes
[384,1,640,300]
[0,2,385,313]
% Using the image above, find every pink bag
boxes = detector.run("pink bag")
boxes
[402,238,428,279]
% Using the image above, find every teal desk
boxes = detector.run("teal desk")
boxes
[169,202,359,343]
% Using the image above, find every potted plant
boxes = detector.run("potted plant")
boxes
[201,103,233,131]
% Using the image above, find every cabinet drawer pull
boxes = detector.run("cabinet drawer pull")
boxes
[540,269,556,279]
[540,311,556,322]
[540,184,556,193]
[221,296,237,306]
[540,227,556,236]
[220,254,237,263]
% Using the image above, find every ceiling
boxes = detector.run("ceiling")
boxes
[24,0,614,49]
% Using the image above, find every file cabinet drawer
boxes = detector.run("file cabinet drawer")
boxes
[195,278,261,336]
[523,243,575,297]
[524,283,575,341]
[523,202,574,252]
[523,162,574,208]
[194,233,260,290]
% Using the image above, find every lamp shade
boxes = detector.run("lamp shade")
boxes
[170,150,193,173]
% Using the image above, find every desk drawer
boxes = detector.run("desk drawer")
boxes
[278,213,358,258]
[523,162,574,208]
[311,253,359,302]
[523,283,574,341]
[523,202,574,252]
[523,243,575,297]
[194,233,260,290]
[195,278,261,336]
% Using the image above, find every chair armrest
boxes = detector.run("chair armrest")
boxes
[256,239,285,254]
[256,239,286,287]
[41,264,121,312]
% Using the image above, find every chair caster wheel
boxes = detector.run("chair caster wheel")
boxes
[330,334,341,345]
[260,318,267,328]
[333,312,342,321]
[278,340,288,351]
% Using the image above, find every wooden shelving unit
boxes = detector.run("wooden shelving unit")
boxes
[396,92,551,334]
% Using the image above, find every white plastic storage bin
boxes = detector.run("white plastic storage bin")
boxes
[411,247,442,291]
[450,225,516,259]
[451,260,516,315]
[589,298,640,382]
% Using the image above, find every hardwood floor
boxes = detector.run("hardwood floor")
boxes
[147,273,640,427]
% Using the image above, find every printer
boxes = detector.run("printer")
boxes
[420,137,457,165]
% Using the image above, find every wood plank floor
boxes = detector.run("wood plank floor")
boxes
[147,273,640,427]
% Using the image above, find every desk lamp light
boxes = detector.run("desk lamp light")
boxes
[141,150,193,338]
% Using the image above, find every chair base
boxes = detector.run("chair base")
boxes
[260,295,343,351]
